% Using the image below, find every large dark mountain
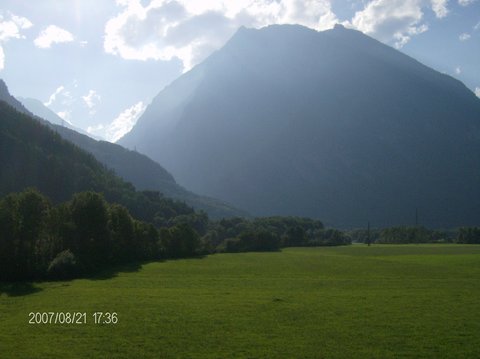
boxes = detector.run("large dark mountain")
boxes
[17,95,245,218]
[119,24,480,228]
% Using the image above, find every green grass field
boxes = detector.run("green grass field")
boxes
[2,244,480,358]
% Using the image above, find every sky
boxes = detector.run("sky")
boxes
[0,0,479,142]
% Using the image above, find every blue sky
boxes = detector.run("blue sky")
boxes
[0,0,479,141]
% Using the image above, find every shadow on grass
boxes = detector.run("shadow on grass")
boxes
[89,254,208,280]
[167,254,206,261]
[88,261,144,281]
[0,282,43,297]
[0,255,209,293]
[89,254,207,281]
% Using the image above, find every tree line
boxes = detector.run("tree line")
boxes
[3,188,480,282]
[0,101,350,282]
[0,189,354,281]
[348,226,480,244]
[0,189,204,281]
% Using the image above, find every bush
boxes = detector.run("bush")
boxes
[456,227,480,244]
[47,250,79,280]
[219,230,281,253]
[378,226,434,244]
[308,229,351,246]
[165,223,201,258]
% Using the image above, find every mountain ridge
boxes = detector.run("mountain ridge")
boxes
[15,94,245,219]
[18,97,97,138]
[119,24,480,228]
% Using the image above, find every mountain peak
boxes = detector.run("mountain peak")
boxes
[119,24,480,228]
[0,79,8,94]
[0,78,31,115]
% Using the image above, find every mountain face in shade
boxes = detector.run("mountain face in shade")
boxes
[16,95,245,219]
[119,24,480,228]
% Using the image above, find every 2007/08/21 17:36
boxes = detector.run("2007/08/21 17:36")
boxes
[28,312,118,324]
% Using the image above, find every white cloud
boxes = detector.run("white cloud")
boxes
[44,84,79,124]
[474,21,480,31]
[34,25,74,48]
[458,0,476,5]
[56,111,68,120]
[104,0,338,71]
[10,14,33,30]
[82,90,101,115]
[0,12,32,41]
[87,124,104,134]
[44,85,70,107]
[459,33,471,41]
[0,46,4,71]
[56,111,75,126]
[455,66,461,74]
[348,0,448,49]
[0,11,32,70]
[430,0,448,18]
[475,87,480,98]
[97,101,147,142]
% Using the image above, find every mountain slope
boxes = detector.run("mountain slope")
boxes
[18,97,95,138]
[0,80,31,114]
[17,96,245,218]
[119,24,480,228]
[0,83,195,224]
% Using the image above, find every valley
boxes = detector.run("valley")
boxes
[2,245,480,358]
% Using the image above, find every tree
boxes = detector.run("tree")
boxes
[456,227,480,244]
[134,221,159,260]
[0,194,19,280]
[47,250,79,280]
[108,204,135,264]
[69,192,110,271]
[167,223,200,258]
[283,226,306,247]
[16,189,52,277]
[0,189,52,280]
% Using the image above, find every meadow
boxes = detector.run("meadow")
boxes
[1,244,480,358]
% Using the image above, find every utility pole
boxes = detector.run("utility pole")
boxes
[415,208,418,227]
[367,221,371,246]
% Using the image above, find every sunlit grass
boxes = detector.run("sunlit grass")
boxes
[1,244,480,358]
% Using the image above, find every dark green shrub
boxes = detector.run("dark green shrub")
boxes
[47,250,79,280]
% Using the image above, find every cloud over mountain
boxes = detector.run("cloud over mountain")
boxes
[104,0,338,70]
[105,101,146,142]
[82,90,101,115]
[348,0,447,49]
[104,0,456,70]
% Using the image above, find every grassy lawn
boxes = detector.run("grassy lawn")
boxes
[1,244,480,358]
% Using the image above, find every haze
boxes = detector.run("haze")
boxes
[0,0,479,141]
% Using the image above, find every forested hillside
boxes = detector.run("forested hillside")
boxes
[0,100,193,226]
[18,95,245,219]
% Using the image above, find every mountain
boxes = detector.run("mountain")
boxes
[17,95,244,218]
[0,80,31,114]
[18,97,95,138]
[0,80,195,224]
[119,24,480,228]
